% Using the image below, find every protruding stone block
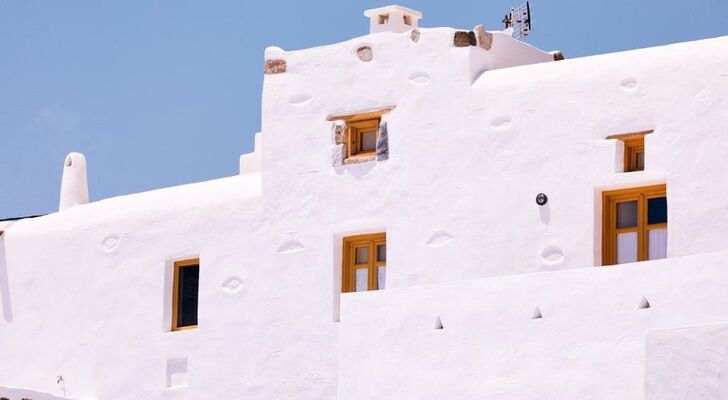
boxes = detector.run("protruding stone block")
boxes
[453,31,476,47]
[357,46,373,62]
[410,29,421,43]
[332,120,347,145]
[474,25,493,50]
[332,144,347,167]
[264,59,287,74]
[376,121,389,161]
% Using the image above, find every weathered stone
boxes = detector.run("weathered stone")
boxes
[376,121,389,161]
[332,120,347,144]
[410,29,421,43]
[453,31,476,47]
[357,46,373,62]
[473,25,493,51]
[553,51,565,61]
[332,144,347,167]
[264,59,287,74]
[343,155,376,165]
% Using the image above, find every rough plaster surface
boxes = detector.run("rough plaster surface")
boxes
[646,322,728,400]
[0,9,727,400]
[339,252,728,399]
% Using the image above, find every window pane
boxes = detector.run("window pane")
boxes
[617,201,638,228]
[617,232,638,264]
[649,228,667,260]
[355,247,369,264]
[361,130,377,152]
[377,266,386,290]
[355,268,368,292]
[648,197,667,225]
[377,244,386,262]
[177,264,199,327]
[635,151,644,171]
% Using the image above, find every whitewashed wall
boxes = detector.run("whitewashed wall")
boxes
[0,21,726,400]
[339,251,728,399]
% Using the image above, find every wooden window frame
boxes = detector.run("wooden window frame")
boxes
[606,130,652,172]
[347,118,380,159]
[622,135,645,172]
[602,184,666,266]
[172,258,199,332]
[342,233,386,293]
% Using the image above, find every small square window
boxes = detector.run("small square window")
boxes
[172,258,199,331]
[348,118,381,158]
[342,233,386,293]
[378,14,389,24]
[403,15,412,25]
[622,135,645,172]
[607,130,652,172]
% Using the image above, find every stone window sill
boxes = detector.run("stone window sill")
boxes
[343,155,376,165]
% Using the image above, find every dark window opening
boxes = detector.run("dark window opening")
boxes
[173,259,199,331]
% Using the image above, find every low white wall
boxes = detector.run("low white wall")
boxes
[338,252,728,399]
[0,386,72,400]
[645,322,728,400]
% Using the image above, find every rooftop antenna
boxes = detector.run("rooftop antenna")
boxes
[503,1,532,39]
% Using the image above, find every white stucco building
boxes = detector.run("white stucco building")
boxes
[2,5,728,400]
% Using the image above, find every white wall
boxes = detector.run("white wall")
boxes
[339,251,728,399]
[0,20,726,400]
[646,322,728,399]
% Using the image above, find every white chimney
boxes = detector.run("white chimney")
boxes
[364,5,422,34]
[59,152,89,211]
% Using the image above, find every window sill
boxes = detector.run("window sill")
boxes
[344,155,376,165]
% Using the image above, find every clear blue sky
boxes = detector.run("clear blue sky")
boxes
[1,0,726,218]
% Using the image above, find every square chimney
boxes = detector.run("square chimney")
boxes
[364,5,422,34]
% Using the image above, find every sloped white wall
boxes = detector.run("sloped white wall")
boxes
[339,252,728,399]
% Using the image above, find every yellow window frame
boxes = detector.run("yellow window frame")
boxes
[602,184,666,266]
[172,258,199,331]
[342,233,386,293]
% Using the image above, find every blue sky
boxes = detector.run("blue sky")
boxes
[1,0,726,218]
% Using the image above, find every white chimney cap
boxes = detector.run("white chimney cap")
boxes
[364,5,423,34]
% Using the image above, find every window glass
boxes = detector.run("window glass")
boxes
[377,244,386,262]
[617,201,638,228]
[361,130,377,152]
[377,266,386,290]
[177,264,199,328]
[617,232,638,264]
[355,247,369,264]
[648,228,667,260]
[648,197,667,225]
[355,268,368,292]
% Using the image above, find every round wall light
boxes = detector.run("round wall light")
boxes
[536,193,548,206]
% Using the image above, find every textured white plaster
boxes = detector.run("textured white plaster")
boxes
[0,8,726,400]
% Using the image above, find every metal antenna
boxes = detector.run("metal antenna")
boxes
[503,1,532,39]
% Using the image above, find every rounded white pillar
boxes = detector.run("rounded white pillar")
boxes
[59,152,89,211]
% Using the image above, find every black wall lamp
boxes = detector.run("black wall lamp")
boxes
[536,193,548,206]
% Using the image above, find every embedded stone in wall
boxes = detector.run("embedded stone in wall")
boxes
[473,25,493,50]
[332,120,347,145]
[552,51,565,61]
[357,46,373,62]
[376,121,389,161]
[264,59,287,74]
[453,31,476,47]
[343,155,375,165]
[410,29,421,43]
[332,144,347,167]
